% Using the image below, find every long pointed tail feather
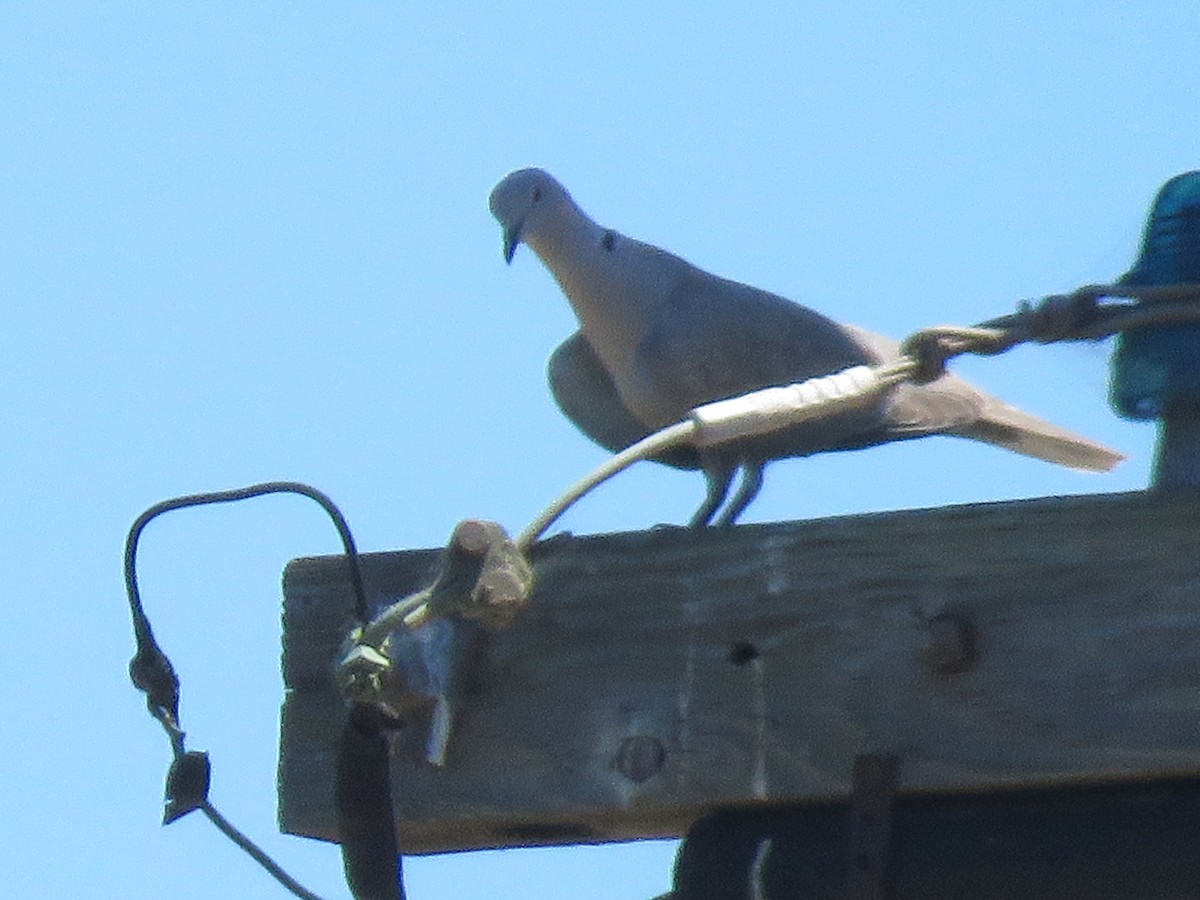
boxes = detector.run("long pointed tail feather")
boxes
[950,399,1124,472]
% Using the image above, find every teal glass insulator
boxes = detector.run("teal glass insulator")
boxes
[1111,171,1200,420]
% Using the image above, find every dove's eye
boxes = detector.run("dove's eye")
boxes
[532,187,543,202]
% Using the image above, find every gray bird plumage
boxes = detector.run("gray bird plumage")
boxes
[492,168,1122,526]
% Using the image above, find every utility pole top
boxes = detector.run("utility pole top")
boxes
[278,489,1200,855]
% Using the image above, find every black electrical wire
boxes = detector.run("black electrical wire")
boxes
[123,480,394,900]
[125,480,368,631]
[337,704,407,900]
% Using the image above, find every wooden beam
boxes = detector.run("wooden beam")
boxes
[278,490,1200,855]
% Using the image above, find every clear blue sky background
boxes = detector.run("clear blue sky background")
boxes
[1,3,1194,897]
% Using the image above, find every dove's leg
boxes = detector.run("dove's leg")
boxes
[714,462,765,527]
[690,458,736,528]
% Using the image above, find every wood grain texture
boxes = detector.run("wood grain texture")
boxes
[278,490,1200,854]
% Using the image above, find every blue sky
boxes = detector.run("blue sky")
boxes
[1,3,1195,897]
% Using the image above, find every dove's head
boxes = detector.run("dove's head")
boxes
[489,168,571,263]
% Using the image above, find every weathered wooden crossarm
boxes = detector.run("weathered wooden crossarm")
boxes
[278,490,1200,855]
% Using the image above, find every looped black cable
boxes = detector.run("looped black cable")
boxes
[124,480,381,900]
[125,481,367,639]
[125,480,368,744]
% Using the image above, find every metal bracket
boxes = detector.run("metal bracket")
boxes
[846,753,901,900]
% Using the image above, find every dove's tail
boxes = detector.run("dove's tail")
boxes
[949,400,1124,472]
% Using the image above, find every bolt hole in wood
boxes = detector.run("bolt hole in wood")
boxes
[923,611,977,675]
[727,641,759,666]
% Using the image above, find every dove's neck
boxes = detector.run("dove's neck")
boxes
[527,204,671,403]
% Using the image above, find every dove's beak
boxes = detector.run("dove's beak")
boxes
[502,222,522,264]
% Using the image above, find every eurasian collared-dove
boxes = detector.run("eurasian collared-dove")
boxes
[490,168,1122,527]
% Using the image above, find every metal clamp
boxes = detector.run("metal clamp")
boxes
[846,753,900,900]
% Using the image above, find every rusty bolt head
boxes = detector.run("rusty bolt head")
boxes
[612,736,666,784]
